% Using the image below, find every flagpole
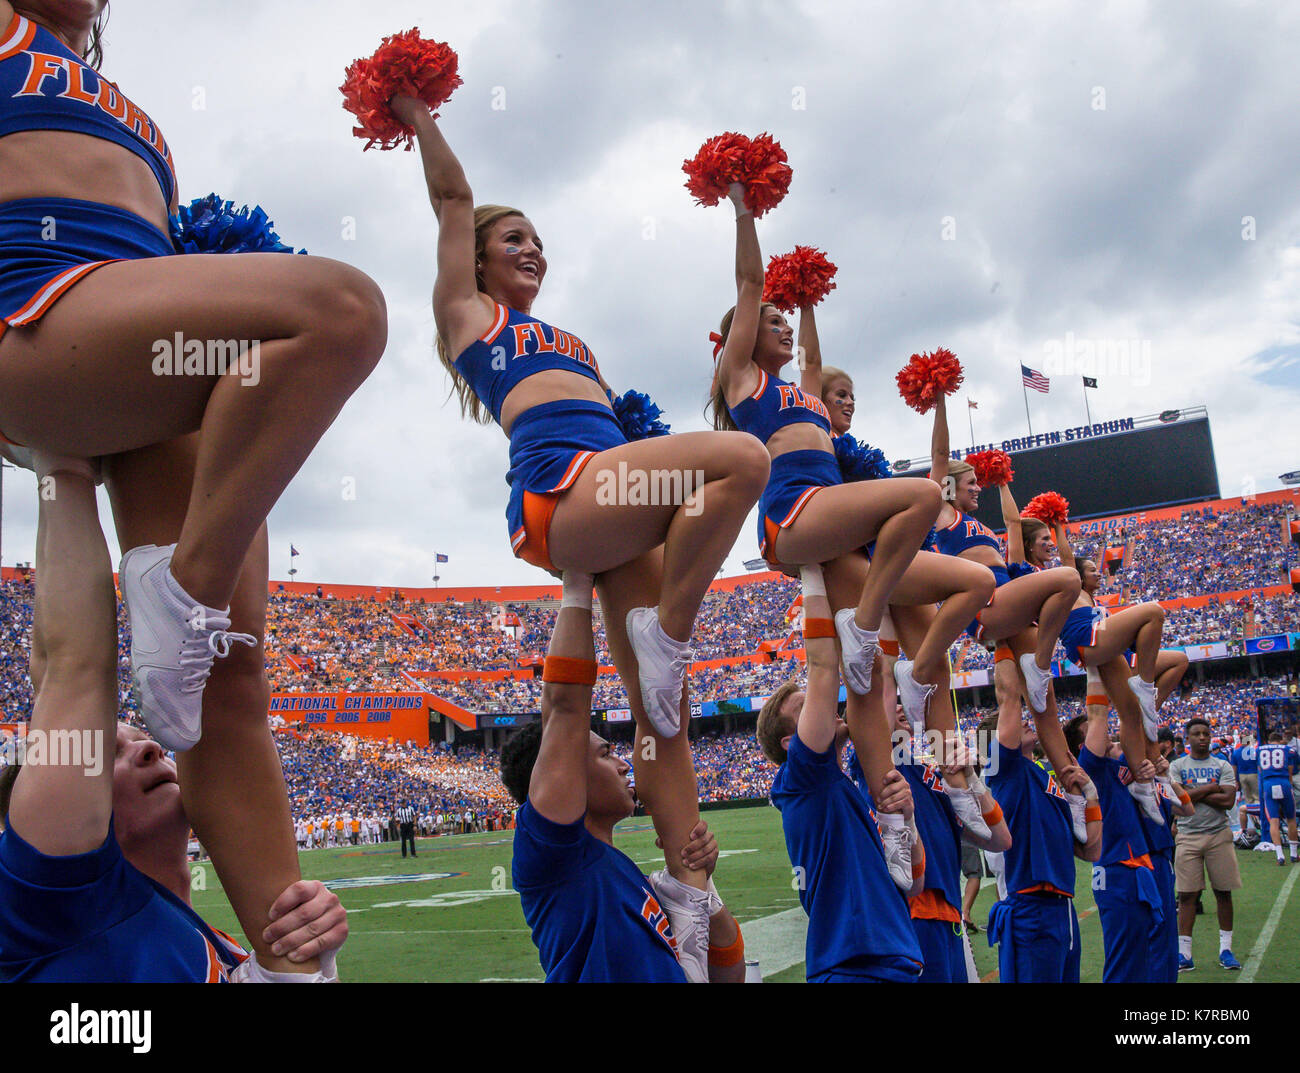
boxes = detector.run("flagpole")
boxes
[1021,371,1033,436]
[967,399,976,450]
[1082,378,1092,426]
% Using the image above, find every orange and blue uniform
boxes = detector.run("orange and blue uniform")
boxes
[0,819,248,982]
[727,369,838,565]
[511,800,685,982]
[1061,602,1109,664]
[453,302,625,571]
[1079,745,1165,982]
[985,743,1081,983]
[0,12,177,338]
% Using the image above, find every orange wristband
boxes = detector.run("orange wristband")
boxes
[993,645,1014,664]
[1084,803,1103,823]
[803,617,836,639]
[981,802,1004,827]
[880,638,901,657]
[911,841,927,881]
[708,923,745,967]
[1085,694,1109,707]
[542,656,598,685]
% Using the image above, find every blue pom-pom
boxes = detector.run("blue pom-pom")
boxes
[170,193,306,255]
[612,389,671,441]
[834,432,892,482]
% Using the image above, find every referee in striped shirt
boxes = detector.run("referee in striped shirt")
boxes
[395,803,417,858]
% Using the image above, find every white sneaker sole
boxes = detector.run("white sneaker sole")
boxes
[834,609,875,695]
[626,608,683,737]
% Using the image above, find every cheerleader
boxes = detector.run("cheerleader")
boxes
[710,210,993,839]
[818,361,996,834]
[0,0,386,974]
[396,99,768,978]
[928,397,1081,716]
[1050,539,1169,820]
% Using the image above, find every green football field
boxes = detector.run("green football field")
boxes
[191,805,1299,983]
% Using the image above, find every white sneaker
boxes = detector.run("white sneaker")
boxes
[120,544,257,752]
[1129,780,1165,825]
[649,869,717,983]
[625,608,691,737]
[1066,792,1089,842]
[878,813,915,891]
[1128,677,1159,740]
[944,780,991,840]
[1019,652,1051,714]
[894,660,937,732]
[834,608,877,695]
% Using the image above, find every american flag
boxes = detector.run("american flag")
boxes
[1021,364,1050,393]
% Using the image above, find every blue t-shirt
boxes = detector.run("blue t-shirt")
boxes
[1078,746,1153,869]
[1140,782,1177,857]
[985,742,1076,896]
[850,755,962,916]
[0,819,246,982]
[1258,744,1297,786]
[1232,744,1258,776]
[511,800,685,983]
[771,733,922,981]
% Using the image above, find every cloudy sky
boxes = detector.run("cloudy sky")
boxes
[3,0,1298,588]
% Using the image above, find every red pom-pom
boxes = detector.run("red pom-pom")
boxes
[763,246,838,312]
[1022,491,1070,526]
[964,450,1014,487]
[682,132,792,218]
[895,348,964,413]
[341,28,463,151]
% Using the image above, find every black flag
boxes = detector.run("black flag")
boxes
[1082,376,1098,389]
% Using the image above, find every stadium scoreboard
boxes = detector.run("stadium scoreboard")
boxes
[899,411,1220,530]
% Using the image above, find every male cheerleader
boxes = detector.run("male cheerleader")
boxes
[0,453,346,982]
[859,704,1011,983]
[1258,732,1299,865]
[500,570,744,983]
[756,564,925,982]
[1066,709,1192,983]
[981,656,1102,983]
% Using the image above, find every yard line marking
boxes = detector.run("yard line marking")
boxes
[742,907,810,979]
[480,977,544,983]
[1241,866,1298,983]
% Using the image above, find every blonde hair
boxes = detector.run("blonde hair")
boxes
[936,458,974,499]
[755,680,802,764]
[707,302,780,432]
[435,204,529,426]
[820,366,853,401]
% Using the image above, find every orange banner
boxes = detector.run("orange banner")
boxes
[268,691,430,746]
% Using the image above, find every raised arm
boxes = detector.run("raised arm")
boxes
[715,185,764,403]
[390,96,493,359]
[795,565,840,754]
[930,395,951,494]
[797,304,822,398]
[1001,485,1025,564]
[7,457,117,856]
[1054,521,1074,568]
[527,572,597,825]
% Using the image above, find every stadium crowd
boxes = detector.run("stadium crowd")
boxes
[1,500,1296,729]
